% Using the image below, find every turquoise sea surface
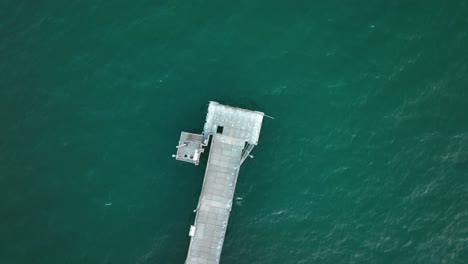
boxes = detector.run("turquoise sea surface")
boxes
[1,1,468,263]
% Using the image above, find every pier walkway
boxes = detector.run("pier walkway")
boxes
[174,102,264,264]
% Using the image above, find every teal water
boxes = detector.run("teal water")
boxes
[1,1,468,263]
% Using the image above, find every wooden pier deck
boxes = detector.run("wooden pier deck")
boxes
[174,102,264,264]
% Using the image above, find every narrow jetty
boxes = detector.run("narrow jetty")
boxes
[174,101,264,264]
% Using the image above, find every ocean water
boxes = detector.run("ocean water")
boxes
[1,1,468,263]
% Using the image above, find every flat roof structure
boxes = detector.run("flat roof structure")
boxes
[174,101,264,264]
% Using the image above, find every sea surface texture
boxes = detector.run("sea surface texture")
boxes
[1,1,467,263]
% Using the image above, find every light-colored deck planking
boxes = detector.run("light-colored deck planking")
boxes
[185,134,244,264]
[175,101,264,264]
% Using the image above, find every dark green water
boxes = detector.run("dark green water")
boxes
[1,1,468,263]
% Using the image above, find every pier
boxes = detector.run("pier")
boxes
[174,101,264,264]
